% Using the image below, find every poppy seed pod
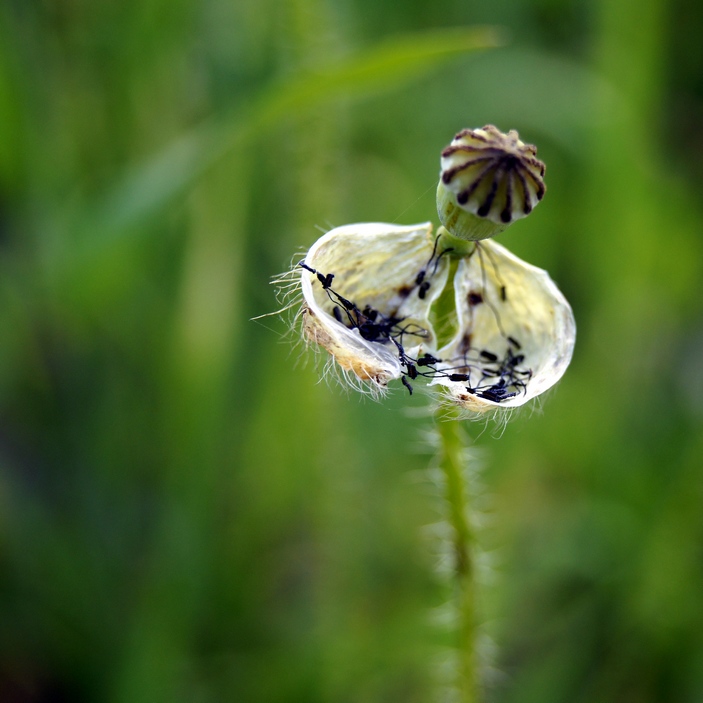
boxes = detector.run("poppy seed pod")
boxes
[437,125,546,241]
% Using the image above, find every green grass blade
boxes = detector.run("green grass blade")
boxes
[98,26,504,232]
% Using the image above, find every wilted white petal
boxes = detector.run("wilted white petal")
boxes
[301,222,449,390]
[294,220,574,412]
[430,239,575,412]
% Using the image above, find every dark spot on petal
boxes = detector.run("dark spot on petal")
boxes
[459,333,473,355]
[397,285,412,298]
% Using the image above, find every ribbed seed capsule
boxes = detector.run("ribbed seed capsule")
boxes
[436,125,546,241]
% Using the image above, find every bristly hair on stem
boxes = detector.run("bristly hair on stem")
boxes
[417,405,500,703]
[435,406,479,702]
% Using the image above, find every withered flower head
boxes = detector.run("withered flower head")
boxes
[292,222,574,414]
[276,126,574,416]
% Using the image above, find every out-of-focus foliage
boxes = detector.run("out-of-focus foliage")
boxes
[1,0,702,701]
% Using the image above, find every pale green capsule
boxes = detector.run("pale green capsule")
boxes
[437,125,546,241]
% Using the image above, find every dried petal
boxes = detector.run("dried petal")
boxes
[300,222,449,391]
[430,239,575,412]
[295,222,574,413]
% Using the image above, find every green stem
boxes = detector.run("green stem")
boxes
[436,405,478,703]
[428,226,476,349]
[436,225,479,259]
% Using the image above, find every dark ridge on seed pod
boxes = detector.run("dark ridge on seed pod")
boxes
[436,125,547,241]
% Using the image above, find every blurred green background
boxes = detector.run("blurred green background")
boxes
[2,0,703,701]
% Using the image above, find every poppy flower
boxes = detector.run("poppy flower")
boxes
[283,126,575,413]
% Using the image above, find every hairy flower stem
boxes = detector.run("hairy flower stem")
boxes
[428,227,475,349]
[436,406,478,703]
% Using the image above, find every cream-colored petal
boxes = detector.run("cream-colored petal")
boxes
[301,222,449,388]
[296,222,574,409]
[431,239,575,412]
